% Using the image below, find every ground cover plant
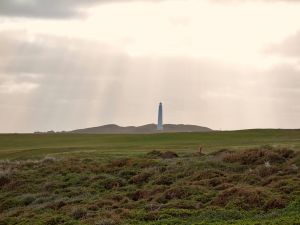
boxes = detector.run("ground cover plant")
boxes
[0,139,299,224]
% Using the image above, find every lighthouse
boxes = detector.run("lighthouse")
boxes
[157,102,163,131]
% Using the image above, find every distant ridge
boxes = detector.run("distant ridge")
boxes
[70,124,213,134]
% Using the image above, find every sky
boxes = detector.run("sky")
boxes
[0,0,300,132]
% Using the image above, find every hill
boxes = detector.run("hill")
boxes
[70,123,212,134]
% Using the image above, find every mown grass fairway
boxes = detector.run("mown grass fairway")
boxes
[0,130,300,225]
[0,129,300,159]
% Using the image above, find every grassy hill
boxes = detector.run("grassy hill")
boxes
[0,129,299,225]
[70,124,212,134]
[0,129,299,160]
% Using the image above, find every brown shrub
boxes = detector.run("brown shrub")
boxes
[133,159,158,169]
[264,197,287,211]
[261,176,279,186]
[95,218,118,225]
[98,210,121,224]
[153,174,175,185]
[129,187,166,201]
[277,148,295,159]
[210,149,235,161]
[222,148,295,165]
[96,200,114,208]
[143,211,161,221]
[165,201,196,209]
[193,169,225,181]
[41,156,57,164]
[243,171,262,185]
[110,194,124,202]
[118,208,133,219]
[0,174,10,187]
[160,151,178,159]
[48,200,66,210]
[130,172,151,184]
[256,166,278,177]
[214,186,266,209]
[108,159,132,168]
[129,190,150,201]
[163,187,189,200]
[104,180,123,190]
[214,182,234,191]
[145,203,163,211]
[147,150,162,158]
[208,177,227,187]
[87,204,99,211]
[146,150,178,159]
[43,181,57,191]
[71,207,87,219]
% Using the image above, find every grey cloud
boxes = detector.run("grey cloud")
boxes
[0,0,161,19]
[1,0,298,19]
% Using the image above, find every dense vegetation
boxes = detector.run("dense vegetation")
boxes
[0,130,299,224]
[0,147,299,224]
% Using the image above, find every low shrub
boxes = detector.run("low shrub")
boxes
[214,186,266,210]
[21,194,36,206]
[264,197,287,211]
[71,207,87,219]
[160,151,178,159]
[163,187,189,200]
[147,150,162,158]
[47,200,66,210]
[108,158,132,168]
[153,174,176,185]
[222,148,295,165]
[41,156,57,164]
[104,179,124,190]
[96,218,118,225]
[146,150,178,159]
[0,173,10,187]
[130,172,151,184]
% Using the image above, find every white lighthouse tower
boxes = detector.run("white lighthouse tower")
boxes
[157,102,163,131]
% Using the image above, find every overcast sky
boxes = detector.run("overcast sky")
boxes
[0,0,300,132]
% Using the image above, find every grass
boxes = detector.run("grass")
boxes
[0,129,299,160]
[0,129,299,224]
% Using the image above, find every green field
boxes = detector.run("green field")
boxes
[0,130,300,225]
[0,129,300,159]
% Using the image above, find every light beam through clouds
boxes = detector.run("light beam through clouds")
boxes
[0,0,299,132]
